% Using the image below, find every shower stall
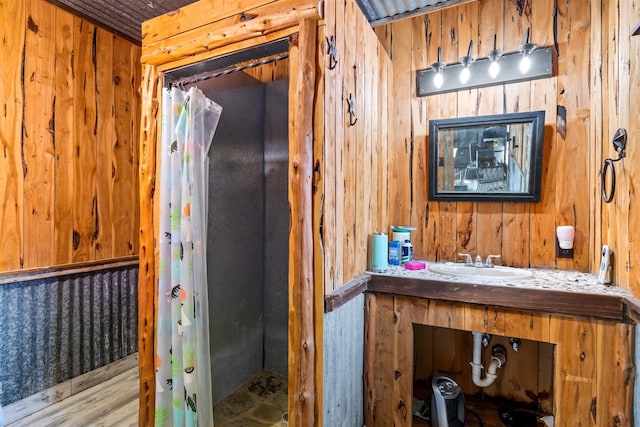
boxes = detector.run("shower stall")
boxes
[166,41,290,420]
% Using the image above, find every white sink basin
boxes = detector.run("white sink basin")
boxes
[428,262,533,281]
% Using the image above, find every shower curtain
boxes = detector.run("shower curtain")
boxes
[155,86,222,427]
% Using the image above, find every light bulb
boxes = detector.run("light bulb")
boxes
[434,71,444,88]
[520,55,531,73]
[489,61,500,78]
[459,67,470,84]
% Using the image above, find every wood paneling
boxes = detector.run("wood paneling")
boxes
[23,0,56,269]
[0,0,25,271]
[54,10,75,265]
[601,0,640,295]
[365,294,635,426]
[0,0,141,272]
[380,0,640,295]
[380,0,596,271]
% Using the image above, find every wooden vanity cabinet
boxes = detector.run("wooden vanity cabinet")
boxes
[365,293,635,426]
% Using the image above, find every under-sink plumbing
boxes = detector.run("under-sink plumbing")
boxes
[470,332,507,388]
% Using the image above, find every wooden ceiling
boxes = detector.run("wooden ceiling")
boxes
[46,0,465,44]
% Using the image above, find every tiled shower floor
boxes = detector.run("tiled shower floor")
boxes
[214,371,288,426]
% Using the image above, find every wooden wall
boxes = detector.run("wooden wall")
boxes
[0,0,141,272]
[321,0,391,294]
[600,1,640,295]
[375,0,604,276]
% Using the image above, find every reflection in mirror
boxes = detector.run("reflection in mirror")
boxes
[429,111,545,202]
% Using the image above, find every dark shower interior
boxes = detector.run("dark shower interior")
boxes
[169,43,290,425]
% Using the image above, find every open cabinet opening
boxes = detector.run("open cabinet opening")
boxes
[164,41,290,426]
[413,325,555,427]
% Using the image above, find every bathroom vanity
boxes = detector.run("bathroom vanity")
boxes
[363,266,637,426]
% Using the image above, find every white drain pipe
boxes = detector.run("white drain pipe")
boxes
[471,331,507,388]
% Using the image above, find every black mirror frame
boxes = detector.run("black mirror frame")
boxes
[428,111,545,202]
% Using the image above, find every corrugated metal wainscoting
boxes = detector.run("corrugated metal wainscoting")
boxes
[0,263,138,406]
[323,293,365,427]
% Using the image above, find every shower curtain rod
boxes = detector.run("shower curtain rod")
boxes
[171,53,289,88]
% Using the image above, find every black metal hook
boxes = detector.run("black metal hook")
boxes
[326,35,338,70]
[347,93,357,126]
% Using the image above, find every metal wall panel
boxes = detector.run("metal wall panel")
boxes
[0,265,138,406]
[199,71,267,403]
[323,294,365,427]
[263,78,290,377]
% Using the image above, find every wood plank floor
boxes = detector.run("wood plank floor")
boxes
[8,367,139,427]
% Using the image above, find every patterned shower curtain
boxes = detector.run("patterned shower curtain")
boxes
[155,86,222,427]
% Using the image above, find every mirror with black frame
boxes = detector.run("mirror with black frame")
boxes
[428,111,545,202]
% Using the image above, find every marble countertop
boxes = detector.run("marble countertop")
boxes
[365,263,640,323]
[368,263,635,298]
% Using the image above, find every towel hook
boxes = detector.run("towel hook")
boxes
[347,93,357,126]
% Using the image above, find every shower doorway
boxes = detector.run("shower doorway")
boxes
[165,41,290,424]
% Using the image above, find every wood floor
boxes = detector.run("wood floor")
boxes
[7,367,139,427]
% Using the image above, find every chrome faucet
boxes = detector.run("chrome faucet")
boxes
[458,253,501,268]
[458,253,473,266]
[484,254,501,268]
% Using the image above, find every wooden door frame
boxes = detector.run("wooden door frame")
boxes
[138,6,322,426]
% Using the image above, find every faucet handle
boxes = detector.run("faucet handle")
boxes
[485,254,501,267]
[458,253,473,265]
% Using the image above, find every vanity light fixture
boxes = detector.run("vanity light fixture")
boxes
[487,34,503,79]
[431,46,446,88]
[518,28,537,74]
[459,41,475,84]
[417,32,552,96]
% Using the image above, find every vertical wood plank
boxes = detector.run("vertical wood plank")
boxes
[437,6,459,262]
[464,304,505,335]
[454,2,478,257]
[501,2,531,268]
[312,23,325,427]
[364,293,395,427]
[595,322,634,426]
[423,12,442,260]
[22,0,56,268]
[112,36,137,257]
[556,0,591,271]
[530,0,558,268]
[550,315,597,426]
[95,28,115,260]
[393,296,413,427]
[626,0,640,295]
[0,0,25,270]
[72,18,97,262]
[137,62,159,427]
[410,17,429,260]
[612,0,632,288]
[54,8,75,265]
[474,0,504,262]
[354,8,368,275]
[323,0,338,294]
[377,45,391,233]
[387,19,413,230]
[131,43,142,256]
[287,19,317,427]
